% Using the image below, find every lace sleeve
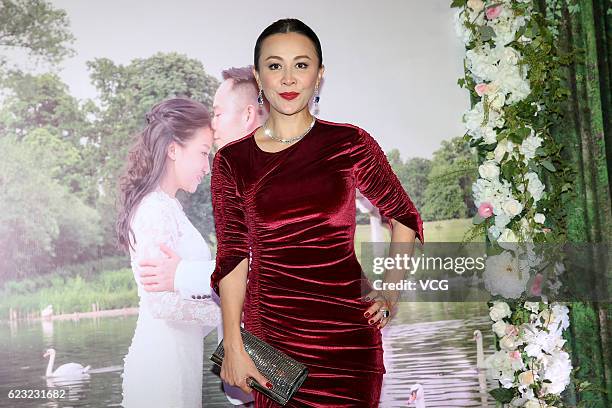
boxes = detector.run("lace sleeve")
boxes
[130,193,221,325]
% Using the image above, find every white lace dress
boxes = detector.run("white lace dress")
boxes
[121,189,221,408]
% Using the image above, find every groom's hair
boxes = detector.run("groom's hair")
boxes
[221,66,259,104]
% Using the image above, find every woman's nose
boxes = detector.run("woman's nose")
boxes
[281,69,296,86]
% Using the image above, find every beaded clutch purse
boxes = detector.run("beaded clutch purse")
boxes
[210,327,309,405]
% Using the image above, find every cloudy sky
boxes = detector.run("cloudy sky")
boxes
[51,0,469,159]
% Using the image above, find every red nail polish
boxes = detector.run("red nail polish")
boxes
[364,312,370,318]
[266,382,273,389]
[365,297,371,302]
[369,319,374,324]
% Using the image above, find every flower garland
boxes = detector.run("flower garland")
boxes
[486,300,572,407]
[452,0,576,406]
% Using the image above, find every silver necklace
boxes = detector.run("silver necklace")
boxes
[264,117,316,144]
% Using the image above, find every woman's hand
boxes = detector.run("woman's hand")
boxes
[221,346,272,394]
[363,290,397,329]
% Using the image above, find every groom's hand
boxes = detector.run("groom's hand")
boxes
[139,244,181,292]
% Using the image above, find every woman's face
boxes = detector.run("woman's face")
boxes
[255,32,324,116]
[172,126,213,193]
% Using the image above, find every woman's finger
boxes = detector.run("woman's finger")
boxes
[239,376,253,394]
[364,298,386,320]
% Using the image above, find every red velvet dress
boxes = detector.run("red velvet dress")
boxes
[210,119,424,407]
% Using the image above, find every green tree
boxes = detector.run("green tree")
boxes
[421,137,478,221]
[0,73,98,200]
[0,138,101,280]
[387,149,431,212]
[0,0,74,69]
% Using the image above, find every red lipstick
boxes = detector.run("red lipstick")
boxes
[280,92,299,100]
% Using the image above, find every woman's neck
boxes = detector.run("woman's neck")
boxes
[265,108,314,139]
[157,174,178,198]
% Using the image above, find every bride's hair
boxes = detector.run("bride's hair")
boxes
[116,97,211,251]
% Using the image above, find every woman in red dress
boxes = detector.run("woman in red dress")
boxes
[211,18,424,407]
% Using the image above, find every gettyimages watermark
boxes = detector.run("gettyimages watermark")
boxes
[359,242,610,302]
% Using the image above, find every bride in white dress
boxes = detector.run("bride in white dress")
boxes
[116,98,221,408]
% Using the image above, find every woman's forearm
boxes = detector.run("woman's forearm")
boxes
[219,258,249,352]
[383,219,417,305]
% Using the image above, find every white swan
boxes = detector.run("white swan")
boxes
[44,349,90,378]
[41,305,53,319]
[407,383,426,408]
[473,330,485,369]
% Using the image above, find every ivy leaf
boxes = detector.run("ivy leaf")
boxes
[541,160,556,172]
[450,0,467,8]
[508,132,523,144]
[489,388,515,403]
[473,213,486,225]
[517,127,531,139]
[479,26,496,41]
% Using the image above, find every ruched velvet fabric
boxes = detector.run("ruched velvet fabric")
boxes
[211,119,424,407]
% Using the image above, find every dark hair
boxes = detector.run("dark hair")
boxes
[254,18,323,71]
[221,65,259,97]
[116,97,211,251]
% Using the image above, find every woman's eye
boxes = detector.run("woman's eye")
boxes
[296,62,309,69]
[268,63,281,70]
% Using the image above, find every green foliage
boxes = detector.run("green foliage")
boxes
[0,72,98,199]
[420,137,478,221]
[0,138,102,280]
[0,267,138,319]
[0,0,75,68]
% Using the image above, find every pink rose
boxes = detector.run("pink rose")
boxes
[505,324,519,337]
[478,202,494,218]
[530,273,544,296]
[475,83,488,96]
[485,5,503,20]
[510,350,521,360]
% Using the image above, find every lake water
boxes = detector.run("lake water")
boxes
[0,302,498,407]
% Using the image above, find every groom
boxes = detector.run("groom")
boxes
[138,65,267,405]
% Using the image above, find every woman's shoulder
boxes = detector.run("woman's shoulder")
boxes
[315,118,370,141]
[315,118,363,133]
[214,129,257,163]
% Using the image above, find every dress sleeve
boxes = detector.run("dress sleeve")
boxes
[210,152,250,296]
[130,195,221,325]
[350,128,424,244]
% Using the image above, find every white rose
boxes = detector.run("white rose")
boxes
[524,301,540,313]
[534,213,546,224]
[518,370,536,387]
[467,0,484,12]
[526,172,545,202]
[519,133,543,162]
[489,301,512,321]
[493,140,508,163]
[541,350,572,395]
[492,320,508,337]
[488,92,506,110]
[502,198,524,217]
[525,401,542,408]
[482,126,499,144]
[479,160,500,180]
[500,335,518,351]
[498,228,518,250]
